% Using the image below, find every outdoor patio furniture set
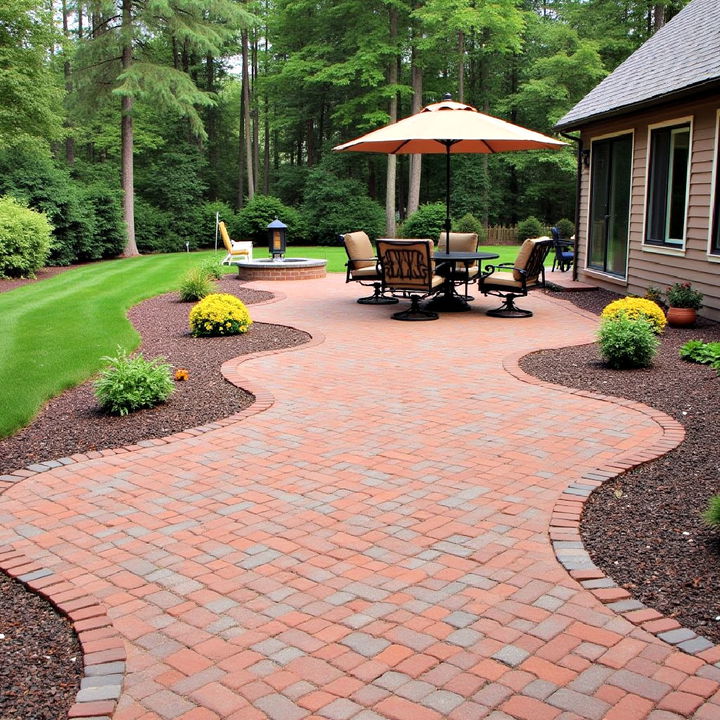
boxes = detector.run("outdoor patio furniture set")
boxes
[343,230,554,321]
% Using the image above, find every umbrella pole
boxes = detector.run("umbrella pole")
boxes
[444,141,452,252]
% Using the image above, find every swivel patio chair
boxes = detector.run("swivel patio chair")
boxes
[219,222,253,265]
[436,231,480,298]
[550,226,574,273]
[478,237,553,317]
[376,239,445,321]
[342,231,398,305]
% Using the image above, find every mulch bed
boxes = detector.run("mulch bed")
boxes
[0,275,310,719]
[524,288,720,644]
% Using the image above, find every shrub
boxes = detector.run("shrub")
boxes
[644,286,664,307]
[179,266,214,302]
[453,213,487,242]
[237,194,305,244]
[135,198,174,253]
[702,495,720,528]
[601,297,667,334]
[199,257,223,280]
[189,293,252,337]
[399,203,447,240]
[598,314,659,369]
[0,196,53,278]
[554,217,575,239]
[666,282,703,309]
[517,216,545,243]
[679,340,720,366]
[94,348,174,416]
[301,168,384,245]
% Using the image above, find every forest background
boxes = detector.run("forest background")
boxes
[1,0,688,265]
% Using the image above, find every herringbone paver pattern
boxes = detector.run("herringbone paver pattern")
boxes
[2,276,720,720]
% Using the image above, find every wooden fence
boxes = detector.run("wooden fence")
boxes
[485,225,552,245]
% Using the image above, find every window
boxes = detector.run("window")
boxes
[645,122,691,247]
[588,133,633,277]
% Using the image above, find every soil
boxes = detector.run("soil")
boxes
[2,274,720,720]
[525,288,720,644]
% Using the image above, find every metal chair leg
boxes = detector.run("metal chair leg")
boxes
[486,293,533,318]
[357,282,399,305]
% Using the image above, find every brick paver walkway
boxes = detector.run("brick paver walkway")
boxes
[2,276,720,720]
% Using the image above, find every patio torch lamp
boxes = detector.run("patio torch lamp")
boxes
[267,218,287,261]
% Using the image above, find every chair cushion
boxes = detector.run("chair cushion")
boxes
[482,271,524,289]
[219,221,233,254]
[437,232,478,254]
[344,231,375,269]
[350,265,380,279]
[513,236,550,281]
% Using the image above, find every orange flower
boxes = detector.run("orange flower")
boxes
[174,368,189,381]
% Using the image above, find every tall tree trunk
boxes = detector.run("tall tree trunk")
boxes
[62,0,74,164]
[385,9,399,236]
[653,4,666,32]
[251,31,260,189]
[458,30,465,103]
[237,88,245,208]
[407,60,423,216]
[120,0,138,256]
[263,97,270,194]
[306,117,315,166]
[241,29,255,199]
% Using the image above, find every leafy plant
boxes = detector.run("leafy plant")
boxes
[702,495,720,528]
[237,194,304,244]
[679,340,720,366]
[453,213,487,242]
[179,266,214,301]
[601,297,666,334]
[399,203,447,240]
[0,195,53,278]
[666,282,703,309]
[189,293,252,336]
[644,286,665,307]
[517,216,545,243]
[598,314,659,369]
[94,348,174,416]
[199,257,223,280]
[554,217,575,239]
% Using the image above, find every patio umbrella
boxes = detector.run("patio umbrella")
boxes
[333,95,566,250]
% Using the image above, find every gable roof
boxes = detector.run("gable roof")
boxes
[555,0,720,131]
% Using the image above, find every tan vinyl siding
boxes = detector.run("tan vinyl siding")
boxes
[577,95,720,320]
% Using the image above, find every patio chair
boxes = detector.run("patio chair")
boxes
[550,226,574,272]
[436,231,480,297]
[478,237,553,317]
[219,222,253,265]
[342,231,398,305]
[376,239,445,321]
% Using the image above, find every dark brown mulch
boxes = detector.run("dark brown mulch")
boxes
[524,289,720,643]
[0,275,310,720]
[0,569,83,720]
[0,276,310,476]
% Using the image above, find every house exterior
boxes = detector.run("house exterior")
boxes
[555,0,720,320]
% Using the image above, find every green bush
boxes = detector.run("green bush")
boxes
[301,168,384,245]
[517,215,545,243]
[601,297,666,334]
[453,213,487,242]
[679,340,720,366]
[189,293,252,337]
[702,495,720,528]
[399,203,447,240]
[135,198,174,253]
[179,266,215,302]
[77,183,126,260]
[237,194,305,244]
[199,257,223,280]
[555,217,575,239]
[0,196,53,278]
[598,314,659,369]
[94,348,174,416]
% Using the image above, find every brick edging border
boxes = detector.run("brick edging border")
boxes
[503,327,720,666]
[0,288,328,718]
[0,546,126,719]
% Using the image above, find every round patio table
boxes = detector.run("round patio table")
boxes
[426,251,499,312]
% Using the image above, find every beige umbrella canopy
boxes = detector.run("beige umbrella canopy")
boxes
[334,95,566,245]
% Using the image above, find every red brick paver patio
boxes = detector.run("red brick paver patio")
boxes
[2,275,720,720]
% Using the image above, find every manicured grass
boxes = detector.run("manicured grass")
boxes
[0,243,527,439]
[0,251,226,438]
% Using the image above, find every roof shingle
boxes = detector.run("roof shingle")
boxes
[555,0,720,130]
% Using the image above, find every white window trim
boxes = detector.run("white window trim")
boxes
[584,129,634,280]
[707,109,720,259]
[642,115,693,252]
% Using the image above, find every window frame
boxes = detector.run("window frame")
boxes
[708,109,720,259]
[643,116,693,253]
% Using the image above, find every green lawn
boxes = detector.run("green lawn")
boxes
[0,243,526,438]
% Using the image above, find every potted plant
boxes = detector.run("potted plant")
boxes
[665,282,703,327]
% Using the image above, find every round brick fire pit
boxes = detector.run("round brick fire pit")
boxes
[235,257,327,281]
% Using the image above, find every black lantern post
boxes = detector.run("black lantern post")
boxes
[267,218,288,261]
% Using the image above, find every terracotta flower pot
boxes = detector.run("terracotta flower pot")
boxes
[666,306,697,328]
